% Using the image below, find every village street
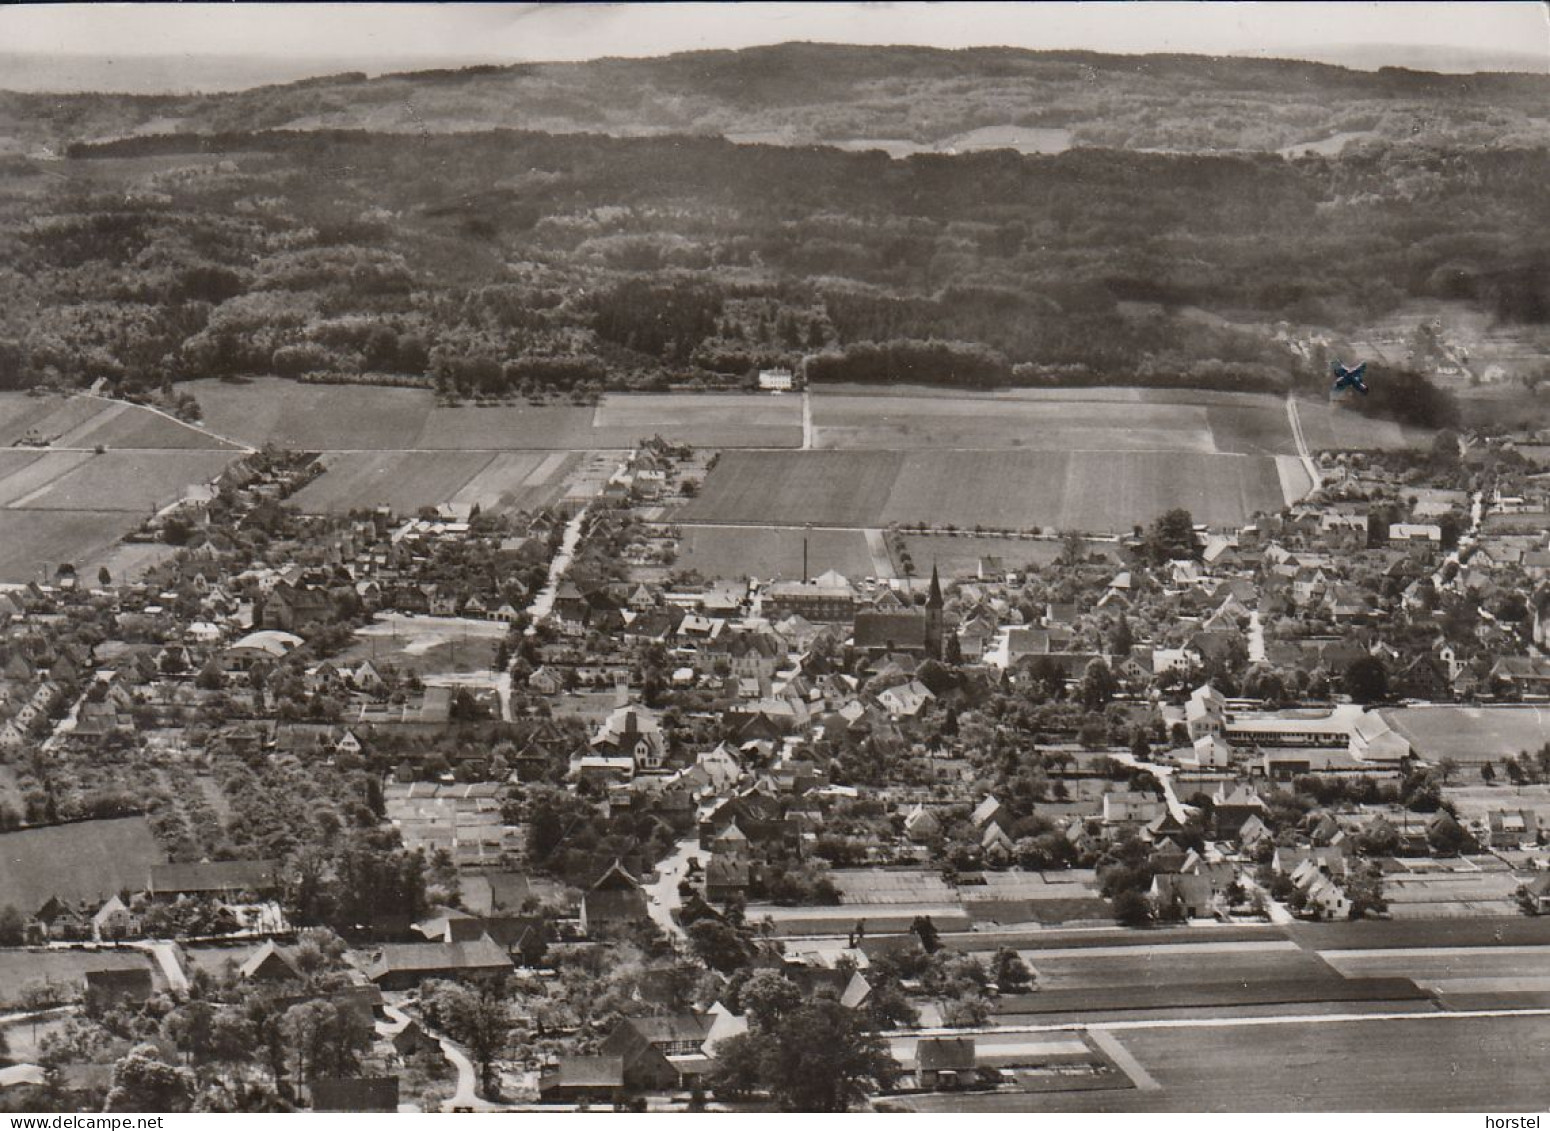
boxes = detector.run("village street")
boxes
[525,507,589,629]
[643,834,702,941]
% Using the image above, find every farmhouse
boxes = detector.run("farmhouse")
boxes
[581,860,650,935]
[147,859,279,900]
[366,936,513,989]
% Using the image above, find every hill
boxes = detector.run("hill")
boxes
[1,43,1547,157]
[0,123,1540,425]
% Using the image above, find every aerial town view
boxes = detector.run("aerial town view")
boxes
[0,0,1547,1119]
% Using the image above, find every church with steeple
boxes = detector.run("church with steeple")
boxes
[852,564,950,660]
[924,564,945,659]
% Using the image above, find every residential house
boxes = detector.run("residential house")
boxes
[916,1037,979,1091]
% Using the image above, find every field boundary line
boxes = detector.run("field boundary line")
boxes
[80,391,256,454]
[1086,1028,1160,1091]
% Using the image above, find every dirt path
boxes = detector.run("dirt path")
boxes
[1284,393,1320,491]
[864,528,894,578]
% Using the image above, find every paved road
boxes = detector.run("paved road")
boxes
[643,835,702,941]
[1247,609,1266,664]
[1112,751,1187,824]
[526,508,588,629]
[131,940,189,992]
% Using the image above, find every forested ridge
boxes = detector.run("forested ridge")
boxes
[2,42,1546,155]
[0,122,1543,421]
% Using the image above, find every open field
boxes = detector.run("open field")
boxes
[288,450,500,515]
[0,394,231,450]
[890,1013,1550,1112]
[1320,946,1550,989]
[0,816,165,915]
[66,402,238,450]
[0,510,146,582]
[896,534,1120,578]
[594,393,801,448]
[811,394,1219,452]
[1286,917,1550,950]
[680,451,903,528]
[1295,396,1430,451]
[0,396,113,447]
[11,449,234,512]
[810,386,1315,455]
[0,451,91,507]
[672,524,885,582]
[341,616,505,676]
[290,449,585,516]
[448,451,579,514]
[187,379,803,450]
[1385,706,1550,764]
[753,903,973,937]
[0,950,162,1007]
[996,976,1426,1017]
[1024,943,1341,991]
[0,400,240,579]
[1445,782,1550,823]
[679,449,1289,533]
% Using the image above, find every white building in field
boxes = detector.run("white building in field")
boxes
[758,368,795,392]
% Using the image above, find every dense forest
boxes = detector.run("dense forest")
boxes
[0,119,1544,412]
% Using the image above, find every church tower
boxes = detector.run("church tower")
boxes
[924,564,944,659]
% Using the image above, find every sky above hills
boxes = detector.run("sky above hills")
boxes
[1,1,1545,93]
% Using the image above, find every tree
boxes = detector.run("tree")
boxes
[708,1032,766,1100]
[437,985,510,1098]
[990,947,1034,993]
[195,661,225,691]
[1436,757,1460,785]
[729,968,797,1031]
[1113,889,1153,927]
[758,999,899,1111]
[1427,811,1468,856]
[1142,508,1199,564]
[1481,760,1497,785]
[1079,659,1117,711]
[909,915,940,954]
[1345,862,1388,919]
[0,904,24,946]
[104,1044,194,1113]
[1109,615,1134,657]
[688,918,751,975]
[282,999,371,1083]
[1344,656,1389,705]
[98,566,112,587]
[863,980,919,1030]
